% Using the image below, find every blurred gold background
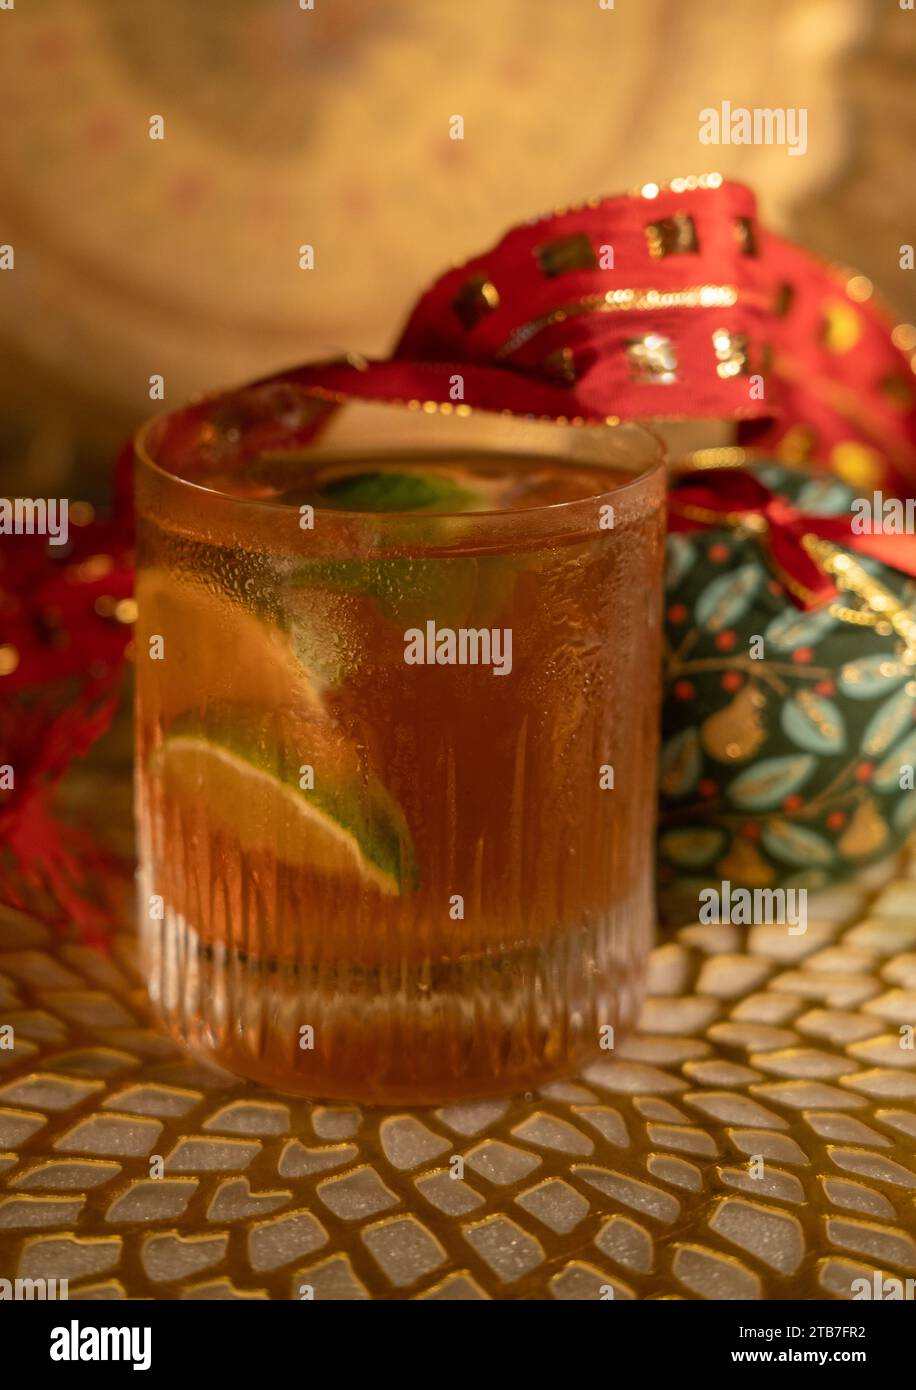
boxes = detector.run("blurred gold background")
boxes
[0,0,913,500]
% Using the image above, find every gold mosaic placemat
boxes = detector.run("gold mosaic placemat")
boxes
[1,862,915,1301]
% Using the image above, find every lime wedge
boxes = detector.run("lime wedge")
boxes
[312,469,477,513]
[157,725,417,896]
[137,569,323,720]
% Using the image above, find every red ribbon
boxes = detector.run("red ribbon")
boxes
[669,469,916,606]
[153,178,916,499]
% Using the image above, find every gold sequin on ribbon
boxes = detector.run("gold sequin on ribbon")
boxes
[879,374,915,410]
[626,333,678,385]
[712,328,749,378]
[774,282,794,317]
[645,214,699,259]
[821,300,862,354]
[734,216,758,256]
[0,645,19,676]
[533,233,597,278]
[639,172,722,197]
[777,424,816,464]
[451,274,500,329]
[541,347,579,384]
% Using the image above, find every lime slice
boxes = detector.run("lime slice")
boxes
[312,469,478,513]
[157,722,417,896]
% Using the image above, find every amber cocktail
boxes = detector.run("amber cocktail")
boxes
[135,386,665,1103]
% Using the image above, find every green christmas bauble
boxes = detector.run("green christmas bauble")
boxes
[658,461,916,922]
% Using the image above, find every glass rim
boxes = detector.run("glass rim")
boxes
[135,394,666,559]
[137,398,663,508]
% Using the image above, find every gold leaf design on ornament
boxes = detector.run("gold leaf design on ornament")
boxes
[861,687,914,757]
[727,754,816,811]
[660,828,727,870]
[838,654,910,699]
[701,685,767,764]
[660,727,702,800]
[695,565,762,634]
[781,690,845,755]
[715,838,776,888]
[838,799,889,860]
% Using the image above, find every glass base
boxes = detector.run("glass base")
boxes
[140,902,648,1105]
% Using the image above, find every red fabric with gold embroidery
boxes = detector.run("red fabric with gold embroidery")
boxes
[264,179,915,496]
